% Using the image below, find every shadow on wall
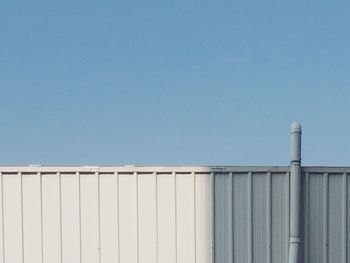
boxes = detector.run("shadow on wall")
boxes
[213,168,290,263]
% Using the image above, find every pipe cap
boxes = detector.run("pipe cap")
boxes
[290,122,302,133]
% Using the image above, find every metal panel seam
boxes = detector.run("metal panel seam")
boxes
[304,172,309,263]
[97,172,101,263]
[39,173,43,263]
[116,172,120,263]
[286,172,290,262]
[1,173,4,263]
[323,173,329,263]
[20,172,24,263]
[267,172,271,263]
[155,172,159,263]
[342,173,347,263]
[136,172,140,263]
[248,172,252,263]
[229,172,233,263]
[59,172,63,263]
[78,172,82,263]
[211,172,215,263]
[174,172,178,263]
[193,172,197,263]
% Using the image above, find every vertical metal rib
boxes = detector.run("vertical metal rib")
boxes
[342,173,347,263]
[39,173,43,263]
[267,172,272,263]
[304,172,309,263]
[193,173,197,263]
[1,173,5,263]
[20,173,24,263]
[286,172,290,260]
[248,172,253,263]
[59,173,63,263]
[323,173,329,263]
[228,172,233,263]
[78,172,82,263]
[174,172,178,263]
[154,172,158,263]
[211,172,215,263]
[116,172,120,263]
[136,172,139,263]
[97,172,101,263]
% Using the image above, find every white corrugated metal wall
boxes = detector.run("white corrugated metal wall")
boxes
[0,168,213,263]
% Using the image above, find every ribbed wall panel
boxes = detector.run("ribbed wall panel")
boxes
[1,166,350,263]
[232,173,249,263]
[214,171,290,263]
[271,173,289,263]
[303,172,350,263]
[2,174,22,263]
[0,170,213,263]
[252,173,268,263]
[61,173,80,262]
[347,175,350,263]
[214,173,232,263]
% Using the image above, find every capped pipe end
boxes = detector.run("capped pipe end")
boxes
[290,122,302,133]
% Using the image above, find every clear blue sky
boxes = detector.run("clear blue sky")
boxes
[1,1,349,166]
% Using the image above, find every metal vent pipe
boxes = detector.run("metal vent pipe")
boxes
[288,122,302,263]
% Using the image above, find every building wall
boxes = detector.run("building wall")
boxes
[0,168,213,263]
[1,166,350,263]
[214,170,290,263]
[302,171,350,263]
[213,167,350,263]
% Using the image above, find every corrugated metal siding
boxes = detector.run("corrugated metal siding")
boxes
[302,172,350,263]
[2,166,350,263]
[0,170,213,263]
[214,171,290,263]
[214,168,350,263]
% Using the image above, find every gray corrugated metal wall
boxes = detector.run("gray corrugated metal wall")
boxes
[214,170,290,263]
[214,167,350,263]
[302,170,350,263]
